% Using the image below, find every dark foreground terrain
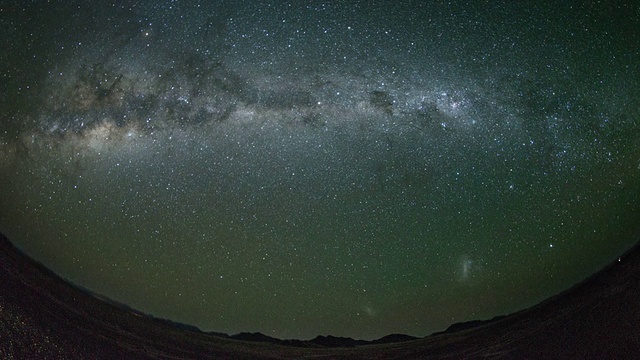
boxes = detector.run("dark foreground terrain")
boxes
[1,231,639,359]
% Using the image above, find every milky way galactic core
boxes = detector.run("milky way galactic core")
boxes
[1,1,639,340]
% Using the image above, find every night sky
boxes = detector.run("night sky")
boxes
[1,1,639,340]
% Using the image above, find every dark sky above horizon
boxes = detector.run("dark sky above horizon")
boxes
[1,0,639,340]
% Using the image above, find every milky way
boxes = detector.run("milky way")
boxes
[1,1,639,340]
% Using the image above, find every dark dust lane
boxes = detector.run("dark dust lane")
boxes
[1,0,639,340]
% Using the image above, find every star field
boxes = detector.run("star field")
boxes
[1,1,639,340]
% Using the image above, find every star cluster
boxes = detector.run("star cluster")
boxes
[1,1,639,340]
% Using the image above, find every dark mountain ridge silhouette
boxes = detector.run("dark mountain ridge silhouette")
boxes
[2,230,640,358]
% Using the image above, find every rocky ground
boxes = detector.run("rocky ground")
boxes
[1,231,640,359]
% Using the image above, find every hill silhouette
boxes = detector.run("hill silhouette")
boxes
[1,231,640,358]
